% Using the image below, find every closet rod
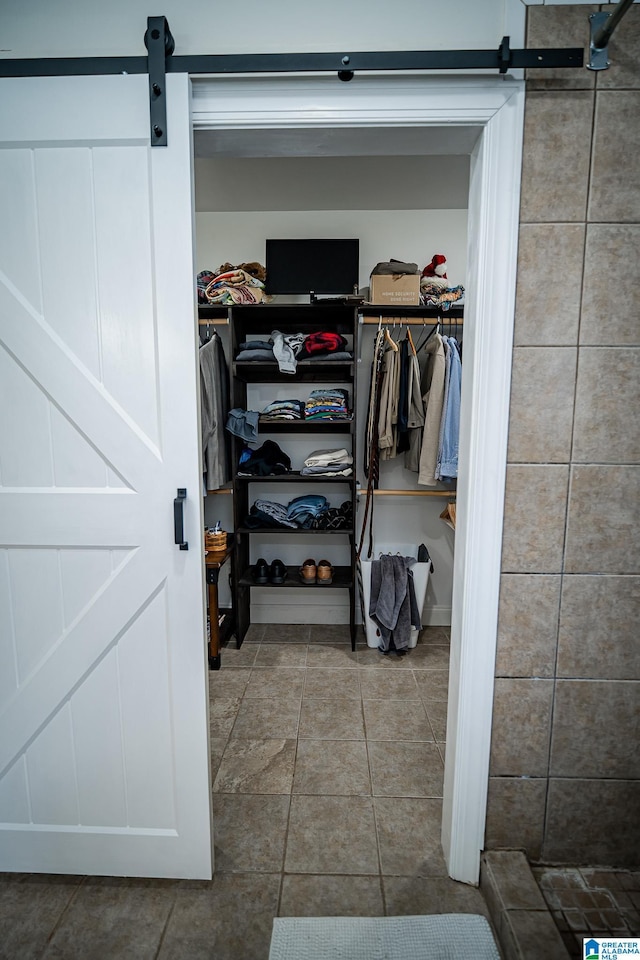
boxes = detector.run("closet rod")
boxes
[360,316,463,326]
[207,488,233,494]
[199,318,229,326]
[357,488,456,497]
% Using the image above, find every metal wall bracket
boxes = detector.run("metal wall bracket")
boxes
[498,36,512,74]
[144,15,175,146]
[587,0,634,72]
[587,11,612,71]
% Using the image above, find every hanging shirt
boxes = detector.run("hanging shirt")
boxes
[404,346,426,473]
[417,333,446,486]
[364,328,385,478]
[396,338,411,455]
[200,334,230,491]
[378,344,398,458]
[437,337,462,480]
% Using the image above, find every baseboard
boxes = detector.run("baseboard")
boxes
[250,594,451,627]
[251,592,348,625]
[421,605,453,627]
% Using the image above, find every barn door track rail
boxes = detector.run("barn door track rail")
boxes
[0,16,584,146]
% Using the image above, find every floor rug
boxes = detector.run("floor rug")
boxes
[269,913,500,960]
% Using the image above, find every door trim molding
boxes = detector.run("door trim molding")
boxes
[192,74,524,884]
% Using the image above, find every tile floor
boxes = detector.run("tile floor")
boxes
[533,866,640,957]
[0,624,492,960]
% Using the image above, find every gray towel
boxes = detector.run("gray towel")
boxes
[368,555,418,652]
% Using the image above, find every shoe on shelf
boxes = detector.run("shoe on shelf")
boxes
[317,560,333,584]
[252,558,269,583]
[269,559,287,584]
[299,559,317,584]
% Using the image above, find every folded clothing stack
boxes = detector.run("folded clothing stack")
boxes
[236,440,291,477]
[311,500,353,530]
[235,332,352,373]
[286,494,329,529]
[261,399,305,422]
[202,268,267,305]
[243,494,336,530]
[301,448,353,477]
[298,332,349,360]
[420,277,465,311]
[244,499,299,529]
[305,389,350,421]
[197,270,216,304]
[235,340,274,362]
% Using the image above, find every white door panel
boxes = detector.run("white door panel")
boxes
[34,148,103,380]
[26,705,79,826]
[0,74,211,878]
[58,548,116,628]
[71,648,128,828]
[8,547,65,683]
[0,759,29,824]
[0,266,161,487]
[0,150,42,313]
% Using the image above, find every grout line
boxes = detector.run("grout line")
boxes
[584,85,599,258]
[44,875,87,946]
[152,897,178,960]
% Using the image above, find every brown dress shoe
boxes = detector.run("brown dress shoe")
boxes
[299,559,317,584]
[317,560,333,584]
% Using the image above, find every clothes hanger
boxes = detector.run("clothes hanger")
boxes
[384,324,399,352]
[415,321,438,353]
[440,500,456,531]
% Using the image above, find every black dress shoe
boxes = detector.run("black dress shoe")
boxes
[269,559,287,584]
[252,558,269,583]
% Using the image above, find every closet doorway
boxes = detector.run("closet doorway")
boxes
[195,74,525,885]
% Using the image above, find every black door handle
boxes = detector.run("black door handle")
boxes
[174,488,188,550]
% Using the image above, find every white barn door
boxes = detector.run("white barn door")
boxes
[0,74,212,878]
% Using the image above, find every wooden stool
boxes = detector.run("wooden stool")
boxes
[205,542,234,670]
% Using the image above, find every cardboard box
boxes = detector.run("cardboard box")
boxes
[369,273,420,306]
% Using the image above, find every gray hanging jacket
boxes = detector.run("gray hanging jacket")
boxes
[200,335,230,491]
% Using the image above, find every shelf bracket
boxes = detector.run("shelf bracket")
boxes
[587,0,634,72]
[144,15,175,146]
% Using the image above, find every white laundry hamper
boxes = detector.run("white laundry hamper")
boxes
[357,544,432,649]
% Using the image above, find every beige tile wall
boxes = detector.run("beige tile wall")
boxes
[486,4,640,867]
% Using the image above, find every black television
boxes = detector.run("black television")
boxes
[265,238,359,296]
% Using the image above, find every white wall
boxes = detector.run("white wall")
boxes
[195,157,470,212]
[0,0,524,59]
[196,210,467,298]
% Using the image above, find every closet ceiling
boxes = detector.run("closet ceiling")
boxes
[193,125,482,159]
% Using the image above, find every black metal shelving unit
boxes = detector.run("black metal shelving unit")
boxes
[226,303,359,650]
